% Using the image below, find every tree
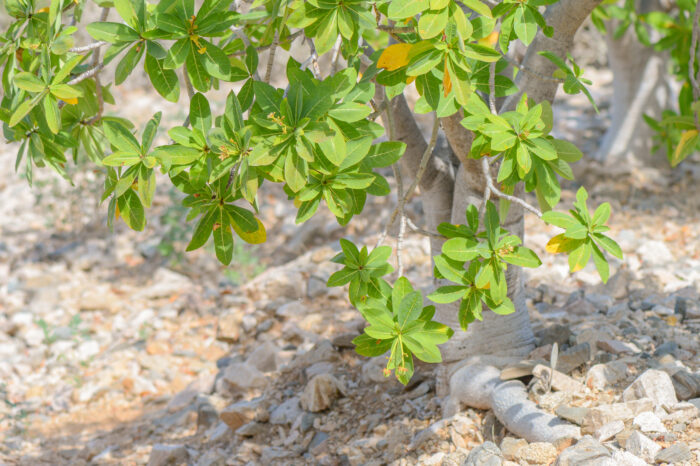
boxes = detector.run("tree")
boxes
[1,0,697,443]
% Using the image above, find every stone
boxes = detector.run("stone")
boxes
[147,444,189,466]
[246,341,278,373]
[515,442,557,464]
[586,293,614,312]
[585,361,628,390]
[633,411,666,433]
[215,309,243,343]
[166,375,215,413]
[666,369,700,401]
[555,406,589,426]
[653,341,679,358]
[654,443,692,463]
[270,397,302,425]
[300,374,344,412]
[610,451,648,466]
[462,441,503,466]
[623,370,678,408]
[197,402,219,433]
[236,421,265,437]
[582,398,654,433]
[220,400,260,431]
[499,437,527,461]
[625,431,661,463]
[138,268,194,299]
[536,324,572,347]
[260,447,295,463]
[554,436,612,466]
[663,401,699,423]
[595,420,624,442]
[220,362,267,391]
[308,431,330,455]
[598,339,641,355]
[411,419,450,450]
[557,343,591,374]
[576,328,615,349]
[637,240,673,266]
[289,339,339,370]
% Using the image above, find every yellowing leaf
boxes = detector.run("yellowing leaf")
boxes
[37,6,50,13]
[233,217,267,244]
[443,59,451,97]
[378,43,414,71]
[571,260,585,272]
[479,31,499,47]
[293,198,302,208]
[545,234,578,254]
[671,129,699,167]
[406,75,416,84]
[62,97,78,105]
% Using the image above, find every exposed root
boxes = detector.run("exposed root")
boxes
[446,363,581,443]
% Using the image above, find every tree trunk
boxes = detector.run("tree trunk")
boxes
[595,0,676,167]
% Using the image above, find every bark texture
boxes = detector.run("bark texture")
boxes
[595,0,676,167]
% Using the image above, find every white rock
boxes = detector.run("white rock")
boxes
[611,450,649,466]
[623,370,678,408]
[270,397,302,425]
[595,420,624,442]
[637,240,673,266]
[300,374,344,412]
[633,411,667,433]
[221,362,267,390]
[625,431,661,463]
[585,361,628,390]
[598,339,641,355]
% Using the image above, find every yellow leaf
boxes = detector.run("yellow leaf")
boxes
[665,315,678,326]
[377,43,413,71]
[115,203,121,220]
[37,6,50,13]
[233,218,267,244]
[443,59,451,97]
[293,198,302,208]
[545,234,578,254]
[406,75,416,84]
[571,261,585,272]
[671,129,699,167]
[478,31,499,47]
[62,97,78,105]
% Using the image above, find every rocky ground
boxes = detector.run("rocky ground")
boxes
[1,65,700,465]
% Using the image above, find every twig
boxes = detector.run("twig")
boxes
[67,64,104,85]
[689,0,700,130]
[230,30,303,56]
[264,30,279,83]
[331,36,343,74]
[377,114,440,249]
[85,9,110,125]
[68,41,108,54]
[377,25,415,34]
[226,160,241,191]
[182,65,195,128]
[305,36,322,79]
[406,217,442,239]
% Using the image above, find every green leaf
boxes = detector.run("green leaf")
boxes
[501,246,541,268]
[49,84,82,101]
[364,142,406,168]
[551,139,582,162]
[10,93,43,127]
[86,22,140,43]
[542,211,577,229]
[226,205,258,233]
[461,0,492,17]
[14,72,46,92]
[213,208,234,265]
[398,291,423,329]
[591,241,609,283]
[442,237,480,261]
[198,39,231,80]
[328,102,371,122]
[102,151,141,166]
[164,38,190,69]
[591,202,611,227]
[284,152,308,192]
[514,6,537,45]
[418,8,448,39]
[152,145,201,165]
[117,190,146,231]
[327,268,357,287]
[186,45,211,92]
[115,0,145,30]
[42,94,60,134]
[427,285,467,304]
[115,43,145,85]
[568,241,592,272]
[144,54,180,102]
[388,0,429,19]
[189,92,211,136]
[353,333,393,357]
[104,120,141,153]
[593,233,623,259]
[434,255,468,284]
[672,130,699,167]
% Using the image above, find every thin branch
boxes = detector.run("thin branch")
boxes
[67,64,104,85]
[406,217,442,239]
[377,25,415,34]
[84,8,110,125]
[482,157,542,217]
[377,114,440,248]
[330,36,343,74]
[226,160,241,191]
[264,30,279,83]
[305,36,322,79]
[68,41,108,54]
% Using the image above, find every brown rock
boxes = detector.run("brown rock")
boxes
[300,374,345,412]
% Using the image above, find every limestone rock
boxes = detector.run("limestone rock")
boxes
[515,442,557,464]
[246,341,279,373]
[623,369,678,408]
[270,397,302,425]
[654,443,692,463]
[462,441,503,466]
[610,450,648,466]
[300,374,344,412]
[215,309,243,343]
[625,431,661,463]
[585,361,628,390]
[221,362,267,391]
[555,406,589,426]
[582,398,654,433]
[147,444,189,466]
[554,436,612,466]
[220,399,261,431]
[595,420,624,442]
[597,339,641,355]
[632,411,666,433]
[499,437,527,461]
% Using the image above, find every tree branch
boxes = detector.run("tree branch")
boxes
[67,64,104,85]
[68,41,108,54]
